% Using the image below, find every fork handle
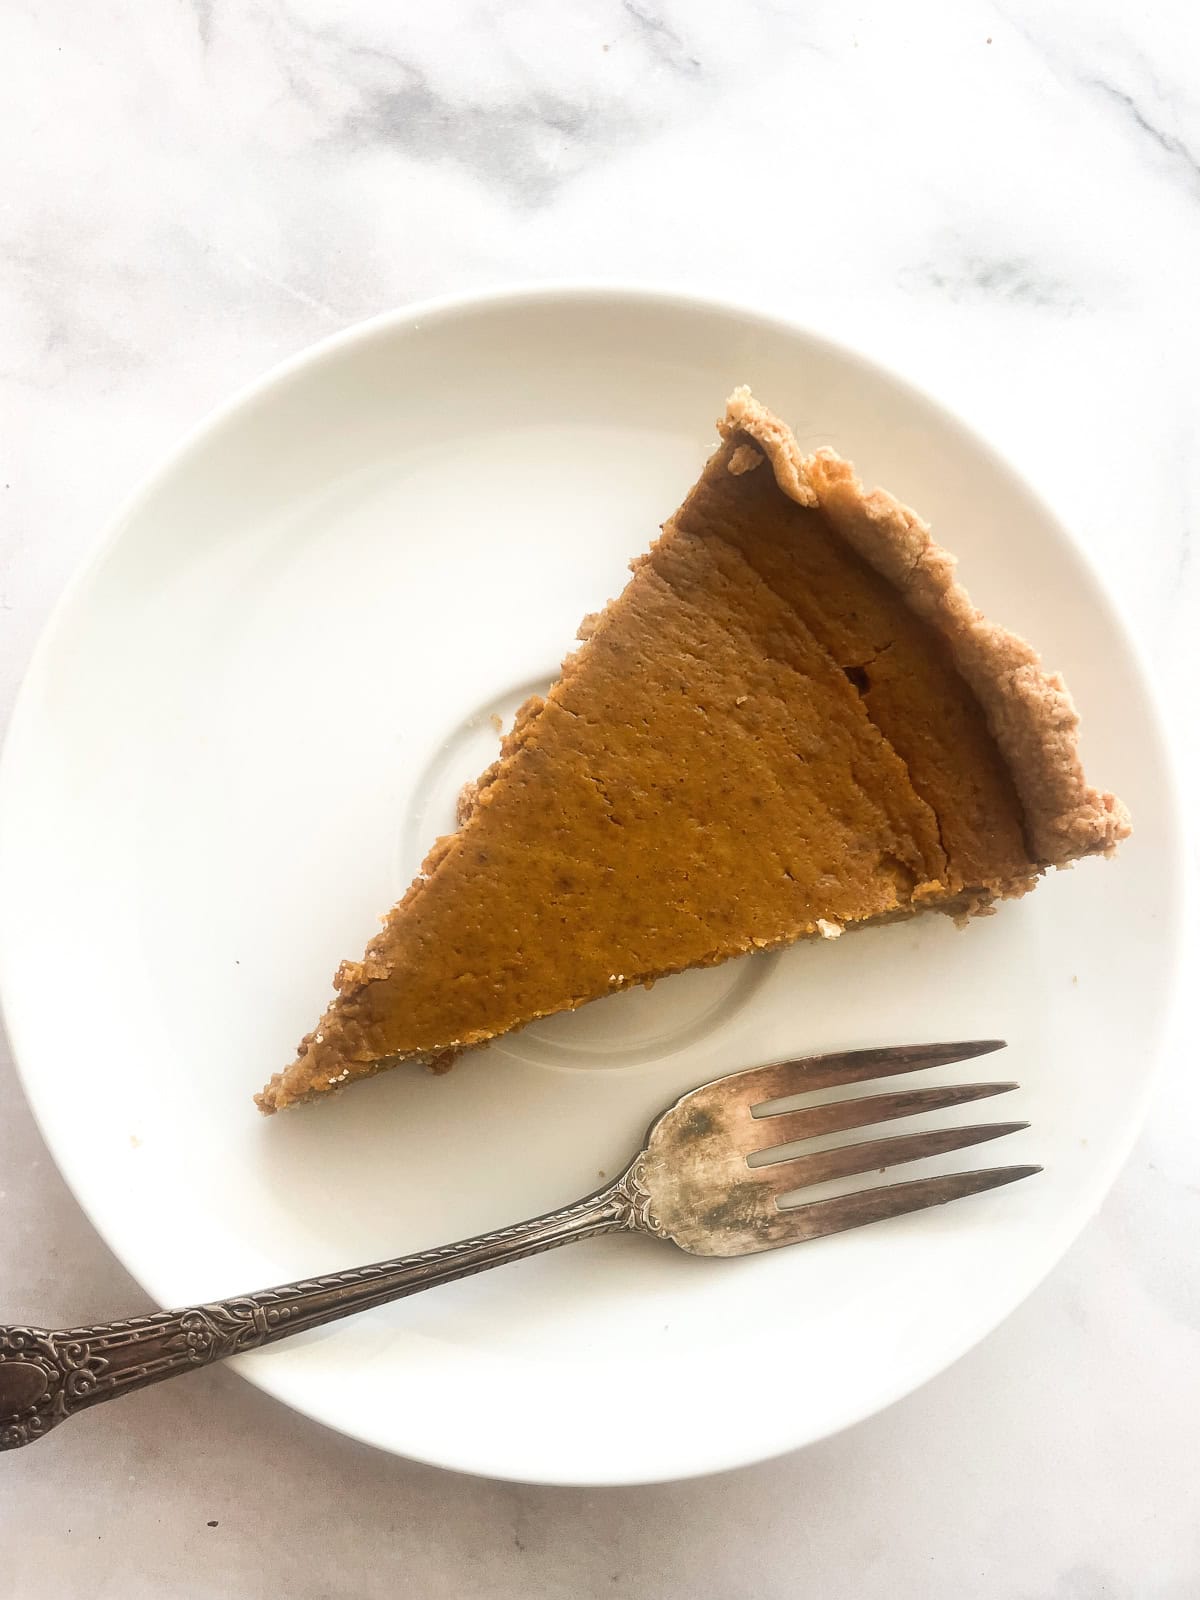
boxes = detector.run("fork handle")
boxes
[0,1161,653,1451]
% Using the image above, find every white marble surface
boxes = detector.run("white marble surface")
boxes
[1,1,1198,1594]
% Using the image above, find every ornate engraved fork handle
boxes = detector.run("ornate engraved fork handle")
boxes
[0,1161,655,1451]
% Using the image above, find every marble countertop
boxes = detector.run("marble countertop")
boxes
[2,2,1197,1595]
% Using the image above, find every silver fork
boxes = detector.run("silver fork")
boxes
[0,1040,1036,1450]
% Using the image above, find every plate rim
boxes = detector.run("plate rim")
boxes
[0,281,1187,1484]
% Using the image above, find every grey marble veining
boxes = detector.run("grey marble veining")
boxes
[897,249,1087,311]
[0,1,1197,1595]
[1003,3,1200,198]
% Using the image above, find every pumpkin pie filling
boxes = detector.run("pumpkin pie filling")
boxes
[256,391,1128,1112]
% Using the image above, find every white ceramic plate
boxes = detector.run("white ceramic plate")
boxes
[0,288,1182,1485]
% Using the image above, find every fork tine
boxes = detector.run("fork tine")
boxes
[745,1081,1018,1156]
[764,1165,1043,1245]
[754,1120,1028,1187]
[734,1040,1007,1110]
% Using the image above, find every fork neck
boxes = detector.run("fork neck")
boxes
[232,1158,656,1341]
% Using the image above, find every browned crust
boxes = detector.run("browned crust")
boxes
[720,387,1131,866]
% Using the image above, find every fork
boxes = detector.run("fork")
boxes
[0,1040,1036,1450]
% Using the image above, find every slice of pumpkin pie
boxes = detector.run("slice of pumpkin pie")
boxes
[256,388,1129,1112]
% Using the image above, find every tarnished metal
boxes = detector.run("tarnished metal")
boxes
[0,1040,1036,1450]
